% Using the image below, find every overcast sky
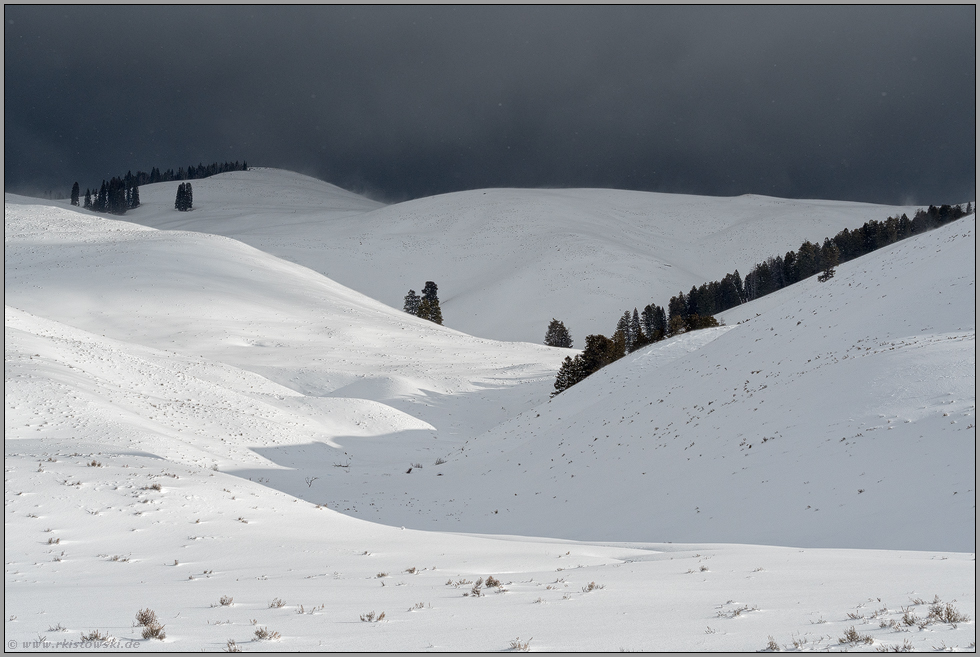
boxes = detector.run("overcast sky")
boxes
[5,6,975,204]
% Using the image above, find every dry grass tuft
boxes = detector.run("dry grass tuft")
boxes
[839,626,874,645]
[929,601,970,625]
[509,636,532,651]
[253,626,281,641]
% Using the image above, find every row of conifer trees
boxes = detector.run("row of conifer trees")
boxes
[551,202,973,396]
[69,160,247,215]
[72,178,139,215]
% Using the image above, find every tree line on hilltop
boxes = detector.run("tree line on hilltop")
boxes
[549,202,973,396]
[70,160,248,215]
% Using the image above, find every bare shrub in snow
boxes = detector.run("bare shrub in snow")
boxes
[929,601,970,625]
[141,623,166,640]
[253,626,280,640]
[80,629,110,641]
[839,626,873,645]
[509,636,532,651]
[134,608,158,627]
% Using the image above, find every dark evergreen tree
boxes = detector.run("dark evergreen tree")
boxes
[417,298,433,322]
[796,241,821,280]
[130,184,140,209]
[820,238,840,271]
[667,315,687,337]
[580,334,620,374]
[641,303,667,342]
[97,181,108,213]
[70,182,80,206]
[83,188,92,209]
[616,311,633,353]
[611,329,627,359]
[106,177,127,214]
[175,183,194,211]
[403,289,421,315]
[420,281,443,325]
[544,319,573,348]
[628,308,642,352]
[553,356,576,396]
[175,183,187,211]
[667,292,687,331]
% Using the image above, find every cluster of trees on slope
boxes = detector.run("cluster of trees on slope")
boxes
[73,178,140,215]
[175,183,194,212]
[403,282,444,324]
[551,202,973,397]
[740,203,972,302]
[70,160,248,215]
[550,304,718,396]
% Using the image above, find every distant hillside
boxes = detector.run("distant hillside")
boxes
[115,167,922,343]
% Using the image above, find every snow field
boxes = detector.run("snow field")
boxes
[4,175,974,651]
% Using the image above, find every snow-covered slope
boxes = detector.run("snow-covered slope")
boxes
[3,199,564,444]
[118,168,922,343]
[413,216,975,551]
[4,306,974,652]
[5,188,974,651]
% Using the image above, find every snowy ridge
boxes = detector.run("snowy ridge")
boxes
[114,167,923,343]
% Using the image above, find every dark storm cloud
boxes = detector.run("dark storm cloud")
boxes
[5,5,975,204]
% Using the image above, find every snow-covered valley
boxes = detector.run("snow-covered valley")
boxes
[5,170,974,651]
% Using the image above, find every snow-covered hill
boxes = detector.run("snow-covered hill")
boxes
[120,168,922,343]
[412,216,976,551]
[4,182,974,651]
[3,199,564,443]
